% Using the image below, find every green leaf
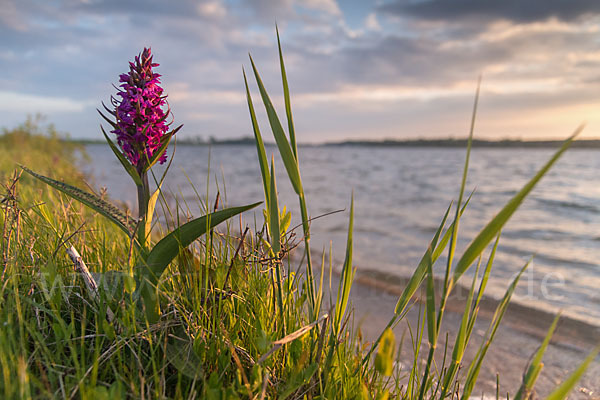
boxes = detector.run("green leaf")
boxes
[452,125,584,284]
[279,206,291,235]
[249,54,303,195]
[138,201,260,322]
[461,260,531,399]
[276,26,297,159]
[268,157,281,255]
[100,125,143,187]
[21,166,136,236]
[243,68,270,209]
[144,185,161,248]
[546,345,600,400]
[144,201,261,284]
[165,332,204,379]
[334,193,355,334]
[268,157,284,320]
[144,125,182,172]
[97,107,117,129]
[375,328,396,376]
[425,246,437,346]
[515,314,561,400]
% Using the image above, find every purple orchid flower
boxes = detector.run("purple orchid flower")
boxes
[111,47,171,168]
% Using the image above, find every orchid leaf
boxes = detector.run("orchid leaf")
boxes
[144,185,161,248]
[165,330,204,379]
[100,125,143,187]
[21,166,136,236]
[138,202,260,321]
[143,202,260,283]
[144,125,182,172]
[97,108,118,129]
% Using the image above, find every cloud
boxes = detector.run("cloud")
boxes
[0,91,90,113]
[1,0,599,141]
[380,0,600,24]
[365,13,381,31]
[197,1,228,19]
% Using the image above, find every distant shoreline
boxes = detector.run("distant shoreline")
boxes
[73,137,600,148]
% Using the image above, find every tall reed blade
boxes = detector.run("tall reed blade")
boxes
[452,124,584,285]
[461,259,532,399]
[333,193,355,335]
[248,55,302,195]
[514,313,561,400]
[268,157,284,323]
[243,68,270,208]
[247,48,317,318]
[546,346,600,400]
[276,26,297,159]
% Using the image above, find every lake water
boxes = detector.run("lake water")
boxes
[83,143,600,326]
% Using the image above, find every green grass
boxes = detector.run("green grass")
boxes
[0,47,597,399]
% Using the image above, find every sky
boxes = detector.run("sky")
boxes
[1,0,600,142]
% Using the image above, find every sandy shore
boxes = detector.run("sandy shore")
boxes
[342,270,600,399]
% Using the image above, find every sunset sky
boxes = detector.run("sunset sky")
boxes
[1,0,600,142]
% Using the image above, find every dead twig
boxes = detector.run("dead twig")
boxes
[66,246,115,323]
[258,313,329,364]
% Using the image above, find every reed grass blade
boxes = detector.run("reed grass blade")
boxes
[248,54,302,195]
[334,193,355,335]
[461,260,531,399]
[243,68,270,207]
[276,27,297,159]
[546,346,600,400]
[514,313,561,400]
[453,125,584,284]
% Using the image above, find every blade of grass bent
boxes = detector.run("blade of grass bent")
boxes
[248,52,317,316]
[453,124,584,285]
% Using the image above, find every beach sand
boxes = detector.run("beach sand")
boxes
[341,271,600,399]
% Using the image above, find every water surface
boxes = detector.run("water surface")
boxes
[83,143,600,325]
